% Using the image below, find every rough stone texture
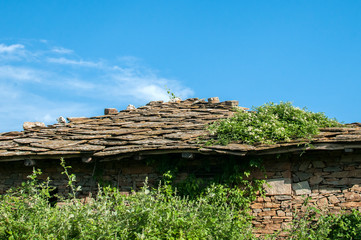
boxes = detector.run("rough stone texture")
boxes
[264,178,292,195]
[0,98,360,162]
[23,122,46,130]
[126,104,136,110]
[208,97,220,104]
[293,181,311,195]
[104,108,118,115]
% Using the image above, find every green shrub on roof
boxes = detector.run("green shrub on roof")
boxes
[208,102,341,145]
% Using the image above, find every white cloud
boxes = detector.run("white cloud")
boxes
[0,40,194,132]
[47,57,102,68]
[133,84,169,101]
[51,47,73,54]
[0,65,45,82]
[0,43,24,53]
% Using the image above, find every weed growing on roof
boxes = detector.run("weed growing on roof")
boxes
[208,102,341,145]
[164,85,178,100]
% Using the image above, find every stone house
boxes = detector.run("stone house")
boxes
[0,97,361,235]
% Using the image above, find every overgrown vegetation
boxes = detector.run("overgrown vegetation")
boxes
[284,199,361,239]
[0,159,258,239]
[1,159,361,239]
[208,102,341,145]
[153,157,266,210]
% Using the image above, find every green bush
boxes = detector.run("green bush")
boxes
[208,102,341,145]
[284,204,361,240]
[327,210,361,239]
[0,161,257,240]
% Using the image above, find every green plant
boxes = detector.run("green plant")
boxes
[154,157,266,211]
[283,197,361,240]
[326,210,361,239]
[0,159,261,239]
[60,158,82,199]
[164,86,178,100]
[208,102,341,145]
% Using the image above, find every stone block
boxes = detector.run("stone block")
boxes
[286,212,293,217]
[121,165,154,174]
[312,161,325,168]
[224,100,238,107]
[282,170,291,178]
[292,181,311,195]
[258,210,276,216]
[325,178,349,186]
[309,175,323,185]
[264,202,281,208]
[348,169,361,177]
[344,192,361,201]
[251,203,263,209]
[351,185,361,191]
[350,178,361,185]
[23,121,46,130]
[126,104,136,110]
[296,172,312,181]
[277,210,286,217]
[104,108,118,115]
[341,155,354,163]
[275,195,292,200]
[264,178,292,195]
[328,171,349,178]
[299,161,310,171]
[340,202,361,208]
[328,195,340,204]
[324,166,342,172]
[344,166,356,171]
[264,223,282,231]
[317,197,328,207]
[207,97,220,103]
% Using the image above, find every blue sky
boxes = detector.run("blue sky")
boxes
[1,1,360,132]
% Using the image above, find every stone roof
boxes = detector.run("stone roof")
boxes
[1,98,361,162]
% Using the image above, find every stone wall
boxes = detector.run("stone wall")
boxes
[0,158,160,198]
[1,150,361,235]
[251,150,361,235]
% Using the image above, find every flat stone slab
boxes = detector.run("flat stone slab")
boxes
[264,178,292,195]
[292,181,311,195]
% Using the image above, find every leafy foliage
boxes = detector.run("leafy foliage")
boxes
[284,198,361,240]
[172,158,266,210]
[165,86,178,100]
[1,159,360,239]
[0,159,258,239]
[208,102,341,145]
